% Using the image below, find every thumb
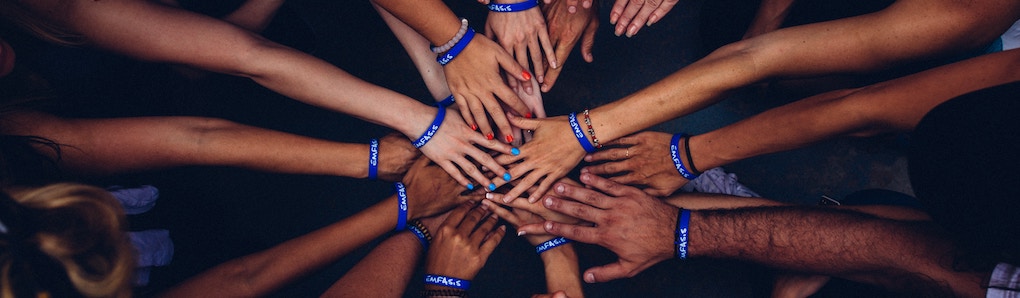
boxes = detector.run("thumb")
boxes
[580,21,598,63]
[583,262,633,283]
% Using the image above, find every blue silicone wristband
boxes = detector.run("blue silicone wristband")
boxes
[368,139,379,180]
[424,274,471,290]
[535,237,571,254]
[437,28,476,66]
[437,95,456,107]
[488,0,539,12]
[569,112,596,153]
[675,208,690,260]
[407,224,430,251]
[413,107,446,148]
[670,134,699,180]
[395,182,408,231]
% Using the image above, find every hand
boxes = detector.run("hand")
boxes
[541,0,597,92]
[481,199,555,245]
[425,201,507,282]
[609,0,678,37]
[581,131,687,196]
[444,35,533,144]
[485,177,587,229]
[377,133,422,181]
[485,4,556,93]
[505,78,547,146]
[402,156,482,219]
[520,173,678,283]
[494,115,588,203]
[416,107,515,190]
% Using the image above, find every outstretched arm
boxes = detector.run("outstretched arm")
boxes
[0,111,419,180]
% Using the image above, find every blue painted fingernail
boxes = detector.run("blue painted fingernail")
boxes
[503,173,512,181]
[511,147,520,156]
[488,183,497,191]
[467,183,475,190]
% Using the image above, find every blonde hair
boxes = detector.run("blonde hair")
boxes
[0,183,134,298]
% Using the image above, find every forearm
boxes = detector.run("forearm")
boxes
[370,0,461,45]
[222,0,286,32]
[160,196,399,297]
[322,232,423,298]
[540,244,584,298]
[692,49,1020,171]
[689,207,986,297]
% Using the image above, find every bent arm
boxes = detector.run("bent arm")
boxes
[689,207,987,297]
[159,195,400,297]
[0,111,370,177]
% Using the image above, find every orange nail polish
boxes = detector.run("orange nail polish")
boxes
[505,135,514,143]
[522,71,532,81]
[486,133,494,140]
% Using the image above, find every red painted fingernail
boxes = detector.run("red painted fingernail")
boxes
[525,112,533,118]
[522,71,532,81]
[486,133,494,140]
[505,135,514,143]
[471,124,478,131]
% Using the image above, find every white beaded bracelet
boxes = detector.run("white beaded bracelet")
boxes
[430,18,469,54]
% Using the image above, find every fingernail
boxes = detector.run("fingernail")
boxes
[551,60,559,69]
[583,0,591,8]
[505,134,514,143]
[485,192,494,199]
[545,197,554,207]
[471,124,478,131]
[544,221,554,230]
[511,147,520,156]
[581,173,591,182]
[615,26,623,36]
[486,133,494,140]
[522,70,532,81]
[555,184,565,194]
[503,173,512,181]
[467,183,475,190]
[610,13,619,24]
[517,230,527,236]
[504,196,513,203]
[585,273,596,283]
[537,75,544,83]
[627,25,638,37]
[580,166,590,173]
[488,183,497,191]
[525,112,533,118]
[647,14,658,26]
[568,5,576,13]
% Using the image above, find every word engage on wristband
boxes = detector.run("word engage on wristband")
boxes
[487,0,539,12]
[670,134,698,180]
[535,237,570,254]
[395,182,408,231]
[568,113,596,153]
[368,139,379,180]
[413,107,446,148]
[424,274,471,290]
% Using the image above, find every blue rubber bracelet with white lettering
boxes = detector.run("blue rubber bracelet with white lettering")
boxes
[437,28,476,66]
[437,95,455,108]
[670,134,699,180]
[569,112,596,153]
[488,0,539,12]
[424,274,471,290]
[535,237,571,254]
[413,107,446,148]
[395,182,408,231]
[407,224,430,251]
[368,139,379,180]
[675,208,690,260]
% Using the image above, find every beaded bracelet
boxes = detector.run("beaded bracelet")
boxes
[535,237,571,254]
[437,28,476,66]
[424,274,471,290]
[406,220,432,251]
[368,139,379,180]
[421,289,468,297]
[675,208,690,260]
[413,107,446,148]
[669,134,699,180]
[487,0,539,12]
[568,112,596,153]
[582,109,603,149]
[395,182,408,231]
[431,18,469,54]
[436,95,455,108]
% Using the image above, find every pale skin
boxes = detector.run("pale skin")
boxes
[0,110,420,181]
[158,156,477,297]
[12,0,513,189]
[584,48,1020,195]
[372,0,534,144]
[521,173,987,297]
[493,0,1020,202]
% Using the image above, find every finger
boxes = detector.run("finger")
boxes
[627,0,658,37]
[485,20,495,39]
[472,212,501,243]
[456,96,478,132]
[470,129,515,155]
[437,159,478,189]
[481,199,522,227]
[610,0,628,25]
[580,19,597,62]
[552,181,612,209]
[517,222,551,235]
[647,0,677,26]
[499,166,541,203]
[541,37,573,92]
[467,95,495,141]
[566,0,579,13]
[479,225,506,255]
[543,220,600,244]
[514,46,534,95]
[444,200,478,227]
[583,262,633,283]
[495,45,532,83]
[537,28,557,75]
[480,94,516,144]
[464,146,510,190]
[458,203,490,230]
[616,0,644,37]
[526,172,561,203]
[606,172,646,185]
[579,172,639,197]
[453,154,495,192]
[584,147,632,162]
[605,135,641,146]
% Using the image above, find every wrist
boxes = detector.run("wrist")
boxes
[538,242,575,262]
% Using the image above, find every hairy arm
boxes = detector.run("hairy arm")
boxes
[690,206,987,297]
